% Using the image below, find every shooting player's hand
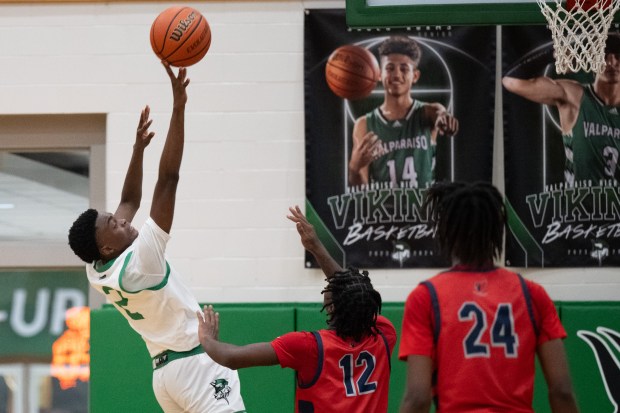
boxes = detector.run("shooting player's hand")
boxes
[163,61,190,108]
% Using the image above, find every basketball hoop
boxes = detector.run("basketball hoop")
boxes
[537,0,620,73]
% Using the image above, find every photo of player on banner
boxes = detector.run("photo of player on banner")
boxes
[304,9,495,268]
[347,35,459,189]
[503,25,620,267]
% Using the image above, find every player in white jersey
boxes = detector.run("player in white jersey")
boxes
[68,62,246,413]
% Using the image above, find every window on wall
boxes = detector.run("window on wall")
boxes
[0,363,88,413]
[0,364,23,413]
[0,114,106,267]
[0,150,89,241]
[31,364,88,413]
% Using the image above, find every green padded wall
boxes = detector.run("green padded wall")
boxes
[381,305,407,413]
[90,306,159,413]
[561,302,620,412]
[91,301,620,413]
[215,304,295,413]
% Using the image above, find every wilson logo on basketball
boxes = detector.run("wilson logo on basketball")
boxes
[169,12,196,42]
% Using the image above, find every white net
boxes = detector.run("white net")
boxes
[537,0,620,73]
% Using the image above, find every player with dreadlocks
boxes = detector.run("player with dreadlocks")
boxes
[322,268,383,342]
[398,181,579,413]
[197,205,397,413]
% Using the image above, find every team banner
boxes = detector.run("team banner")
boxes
[503,26,620,267]
[304,9,495,268]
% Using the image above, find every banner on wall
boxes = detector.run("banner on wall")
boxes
[503,26,620,267]
[0,269,88,358]
[304,9,495,268]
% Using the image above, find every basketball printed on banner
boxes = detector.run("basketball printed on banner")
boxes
[150,6,212,67]
[325,45,380,100]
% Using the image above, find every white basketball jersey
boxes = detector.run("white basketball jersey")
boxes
[87,218,201,357]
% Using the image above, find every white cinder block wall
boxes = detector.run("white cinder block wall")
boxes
[0,2,617,304]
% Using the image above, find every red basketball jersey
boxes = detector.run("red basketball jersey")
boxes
[402,266,563,413]
[294,328,392,413]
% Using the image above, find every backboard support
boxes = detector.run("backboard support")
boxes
[346,0,575,28]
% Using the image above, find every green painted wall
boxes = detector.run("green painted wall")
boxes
[90,301,620,413]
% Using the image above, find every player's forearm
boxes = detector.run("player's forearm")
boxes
[201,340,277,370]
[548,389,580,413]
[310,243,344,279]
[201,339,241,369]
[119,145,146,209]
[158,107,185,181]
[399,394,431,413]
[348,168,368,187]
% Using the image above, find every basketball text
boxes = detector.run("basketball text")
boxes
[169,11,196,42]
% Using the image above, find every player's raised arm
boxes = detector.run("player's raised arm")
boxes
[114,105,155,222]
[287,205,344,279]
[502,75,582,107]
[150,62,190,234]
[502,76,584,134]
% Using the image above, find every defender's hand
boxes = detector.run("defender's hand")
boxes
[196,305,219,345]
[287,205,323,254]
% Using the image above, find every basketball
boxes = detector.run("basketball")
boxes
[150,6,212,67]
[325,45,380,100]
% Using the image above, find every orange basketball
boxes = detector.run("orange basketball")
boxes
[325,45,380,100]
[150,6,212,67]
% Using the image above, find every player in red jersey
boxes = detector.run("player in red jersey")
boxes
[398,181,579,413]
[197,206,397,413]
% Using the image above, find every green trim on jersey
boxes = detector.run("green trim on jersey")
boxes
[145,261,171,291]
[93,255,118,273]
[118,255,171,294]
[366,100,436,188]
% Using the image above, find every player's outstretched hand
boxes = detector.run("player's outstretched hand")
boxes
[287,205,323,254]
[196,305,219,346]
[162,61,190,108]
[135,105,155,150]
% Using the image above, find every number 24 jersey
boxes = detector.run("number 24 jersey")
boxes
[399,266,566,413]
